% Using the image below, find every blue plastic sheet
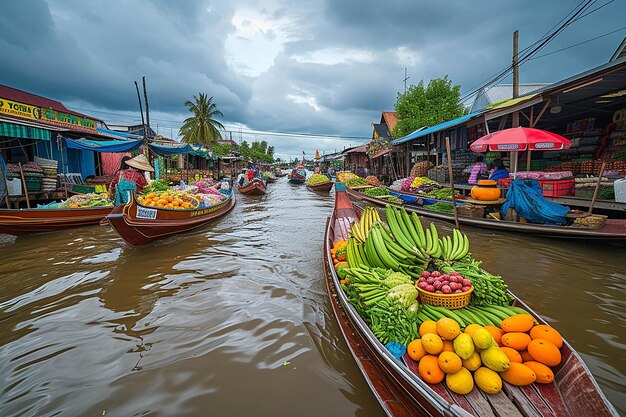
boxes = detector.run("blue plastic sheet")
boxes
[501,180,569,225]
[65,138,143,152]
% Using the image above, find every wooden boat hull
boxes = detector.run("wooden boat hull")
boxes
[326,183,619,417]
[107,191,235,246]
[0,206,113,236]
[237,179,267,195]
[346,187,626,240]
[307,181,334,192]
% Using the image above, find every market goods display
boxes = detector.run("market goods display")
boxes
[138,191,200,209]
[386,196,404,204]
[424,187,455,200]
[337,172,359,183]
[365,176,381,186]
[57,193,112,208]
[410,161,433,177]
[141,179,170,194]
[410,176,436,189]
[335,203,568,397]
[347,177,367,187]
[425,202,454,214]
[306,173,331,186]
[363,187,389,197]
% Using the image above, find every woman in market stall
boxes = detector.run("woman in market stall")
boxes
[488,158,510,181]
[468,155,488,185]
[108,154,154,204]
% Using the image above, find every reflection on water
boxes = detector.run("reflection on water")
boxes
[0,179,624,416]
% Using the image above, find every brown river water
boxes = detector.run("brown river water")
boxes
[0,177,624,416]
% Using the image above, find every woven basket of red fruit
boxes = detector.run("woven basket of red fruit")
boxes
[416,270,473,309]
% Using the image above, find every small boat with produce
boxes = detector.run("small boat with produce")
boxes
[324,182,618,417]
[288,165,307,184]
[237,178,268,195]
[306,173,334,192]
[274,167,288,177]
[263,172,276,183]
[107,180,235,246]
[346,182,626,241]
[0,193,114,236]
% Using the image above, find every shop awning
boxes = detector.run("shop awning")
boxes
[0,121,52,140]
[96,127,143,140]
[64,137,143,152]
[372,148,392,159]
[148,143,214,159]
[392,112,485,145]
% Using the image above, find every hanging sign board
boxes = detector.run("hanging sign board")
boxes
[41,108,96,130]
[0,98,41,120]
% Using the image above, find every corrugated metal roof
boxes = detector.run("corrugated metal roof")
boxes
[0,84,101,121]
[470,84,547,113]
[391,113,483,145]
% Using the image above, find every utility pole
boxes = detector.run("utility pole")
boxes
[512,30,519,128]
[134,80,146,143]
[403,67,410,93]
[142,76,150,137]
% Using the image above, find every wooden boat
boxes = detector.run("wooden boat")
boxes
[237,178,267,195]
[288,168,307,184]
[346,187,626,241]
[325,182,619,417]
[107,190,235,246]
[306,181,334,192]
[0,206,113,236]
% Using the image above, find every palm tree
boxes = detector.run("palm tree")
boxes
[179,93,225,147]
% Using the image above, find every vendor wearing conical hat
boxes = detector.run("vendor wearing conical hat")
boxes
[108,154,154,201]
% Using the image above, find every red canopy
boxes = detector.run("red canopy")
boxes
[470,127,571,153]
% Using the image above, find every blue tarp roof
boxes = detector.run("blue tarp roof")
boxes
[391,112,485,145]
[148,143,213,159]
[96,127,142,139]
[64,138,143,152]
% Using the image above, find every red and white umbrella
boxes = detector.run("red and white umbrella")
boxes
[470,127,571,153]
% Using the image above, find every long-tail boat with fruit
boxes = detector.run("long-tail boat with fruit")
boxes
[324,182,618,417]
[0,206,113,236]
[107,187,235,246]
[0,193,114,236]
[306,173,334,192]
[237,178,268,195]
[345,186,626,241]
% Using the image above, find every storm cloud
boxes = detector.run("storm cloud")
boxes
[1,0,624,159]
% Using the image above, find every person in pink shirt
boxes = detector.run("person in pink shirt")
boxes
[468,156,488,185]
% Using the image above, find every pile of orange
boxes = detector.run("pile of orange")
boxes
[138,192,197,209]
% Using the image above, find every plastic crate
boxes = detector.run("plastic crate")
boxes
[498,178,574,197]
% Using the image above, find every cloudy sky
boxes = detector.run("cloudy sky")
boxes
[1,0,625,160]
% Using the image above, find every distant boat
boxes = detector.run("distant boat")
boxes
[237,178,268,195]
[289,165,307,184]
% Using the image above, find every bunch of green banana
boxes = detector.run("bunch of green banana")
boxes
[384,205,431,255]
[358,222,428,277]
[417,304,466,327]
[439,228,470,261]
[349,206,380,243]
[454,305,531,327]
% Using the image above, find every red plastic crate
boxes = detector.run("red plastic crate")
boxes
[497,178,574,197]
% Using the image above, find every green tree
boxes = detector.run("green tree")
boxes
[211,143,233,157]
[179,93,225,147]
[393,76,464,138]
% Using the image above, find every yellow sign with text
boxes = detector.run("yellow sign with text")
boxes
[0,98,41,120]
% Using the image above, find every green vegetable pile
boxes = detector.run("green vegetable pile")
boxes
[425,187,454,200]
[347,177,367,187]
[425,202,455,213]
[386,195,403,204]
[142,179,170,195]
[364,187,390,197]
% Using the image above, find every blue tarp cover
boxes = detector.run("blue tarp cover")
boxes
[149,142,192,155]
[501,179,569,225]
[96,128,142,139]
[391,112,485,145]
[64,138,143,152]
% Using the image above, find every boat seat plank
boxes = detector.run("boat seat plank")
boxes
[519,384,566,417]
[484,390,525,417]
[461,389,497,417]
[502,383,543,417]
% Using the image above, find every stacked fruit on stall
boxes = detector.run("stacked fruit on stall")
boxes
[60,193,112,208]
[337,172,359,183]
[138,191,200,209]
[347,177,367,187]
[365,176,381,186]
[307,173,331,186]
